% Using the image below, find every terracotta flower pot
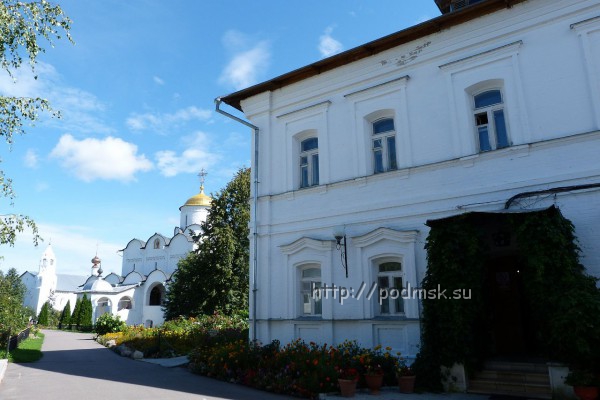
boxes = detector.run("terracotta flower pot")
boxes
[574,386,599,400]
[338,378,357,398]
[364,373,384,395]
[398,375,416,393]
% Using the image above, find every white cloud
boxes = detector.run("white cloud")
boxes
[319,26,343,58]
[219,30,270,90]
[126,106,212,133]
[0,62,113,135]
[155,131,220,177]
[50,134,153,182]
[153,76,165,85]
[24,149,38,168]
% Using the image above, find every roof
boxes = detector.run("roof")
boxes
[218,0,528,111]
[56,274,88,292]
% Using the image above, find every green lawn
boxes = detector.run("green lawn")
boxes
[6,332,45,363]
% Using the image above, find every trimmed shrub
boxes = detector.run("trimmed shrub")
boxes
[59,300,71,329]
[94,313,126,336]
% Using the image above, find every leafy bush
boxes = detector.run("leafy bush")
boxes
[94,313,126,336]
[95,313,249,358]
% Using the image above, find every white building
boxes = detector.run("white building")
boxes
[216,0,600,393]
[21,181,212,327]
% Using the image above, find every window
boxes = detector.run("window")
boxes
[377,261,404,315]
[153,238,160,249]
[473,89,509,152]
[149,285,164,306]
[372,118,397,174]
[118,297,132,310]
[300,137,319,188]
[300,266,322,316]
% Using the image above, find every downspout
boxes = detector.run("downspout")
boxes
[215,97,260,342]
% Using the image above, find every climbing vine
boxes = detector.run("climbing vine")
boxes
[414,206,600,390]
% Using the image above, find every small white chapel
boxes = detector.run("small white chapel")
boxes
[21,173,212,327]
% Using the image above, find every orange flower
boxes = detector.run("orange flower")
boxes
[313,359,319,366]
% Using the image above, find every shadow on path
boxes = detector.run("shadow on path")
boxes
[0,330,291,400]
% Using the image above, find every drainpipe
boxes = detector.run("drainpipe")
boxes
[215,97,260,342]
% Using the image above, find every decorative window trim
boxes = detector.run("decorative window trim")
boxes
[440,41,529,155]
[439,41,523,71]
[352,228,419,319]
[349,77,411,176]
[344,75,409,99]
[280,237,334,319]
[571,16,600,129]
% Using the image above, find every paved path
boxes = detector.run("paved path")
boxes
[0,330,293,400]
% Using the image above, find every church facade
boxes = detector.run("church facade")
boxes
[21,182,211,327]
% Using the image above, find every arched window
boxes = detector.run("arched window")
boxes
[372,118,397,174]
[300,266,322,316]
[149,285,164,306]
[473,89,509,152]
[153,238,160,249]
[96,297,111,317]
[299,137,319,188]
[376,261,404,315]
[118,297,132,310]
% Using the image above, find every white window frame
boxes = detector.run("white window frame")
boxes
[472,88,510,152]
[372,118,398,174]
[299,264,322,316]
[299,137,319,188]
[375,259,404,316]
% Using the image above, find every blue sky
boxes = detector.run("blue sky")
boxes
[0,1,441,276]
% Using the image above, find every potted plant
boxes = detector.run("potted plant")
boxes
[397,363,416,393]
[364,364,384,395]
[338,367,359,398]
[565,369,599,400]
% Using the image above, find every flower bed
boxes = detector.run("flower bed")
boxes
[96,314,248,358]
[189,339,404,398]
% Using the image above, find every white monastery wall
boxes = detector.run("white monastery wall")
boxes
[240,0,600,349]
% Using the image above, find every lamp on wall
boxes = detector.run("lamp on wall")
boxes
[333,226,348,278]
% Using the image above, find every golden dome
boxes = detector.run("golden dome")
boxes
[181,185,212,208]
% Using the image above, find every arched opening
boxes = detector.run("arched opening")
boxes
[149,284,165,306]
[118,296,132,311]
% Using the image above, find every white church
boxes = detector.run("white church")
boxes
[21,178,212,327]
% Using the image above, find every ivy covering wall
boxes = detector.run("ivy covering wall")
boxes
[413,206,600,391]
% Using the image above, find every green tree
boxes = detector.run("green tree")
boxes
[37,301,50,325]
[59,300,70,329]
[0,268,29,347]
[0,1,72,247]
[164,168,250,319]
[78,294,92,331]
[70,296,81,328]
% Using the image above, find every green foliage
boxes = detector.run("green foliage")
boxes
[512,207,600,369]
[59,300,71,329]
[414,206,600,391]
[78,294,93,331]
[413,215,487,391]
[0,0,72,247]
[97,314,249,358]
[94,313,126,336]
[37,301,49,325]
[70,297,81,328]
[164,168,250,319]
[6,332,44,363]
[0,268,29,347]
